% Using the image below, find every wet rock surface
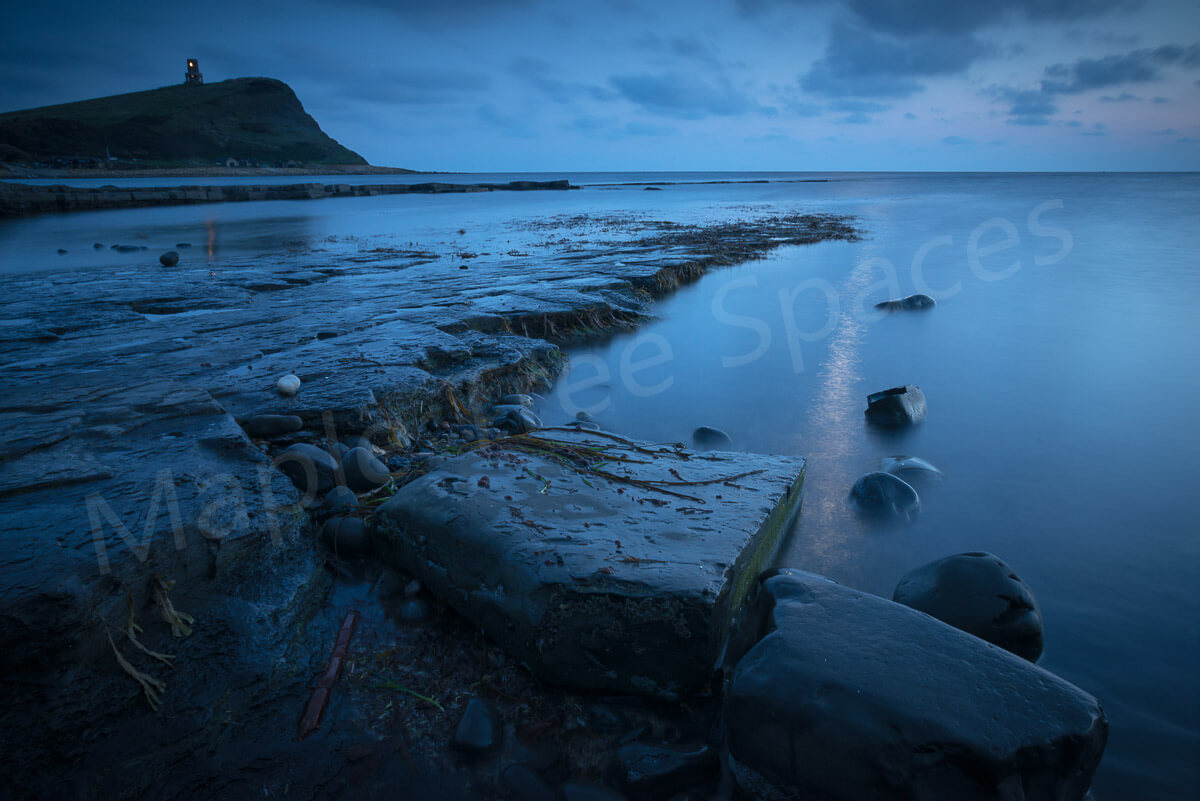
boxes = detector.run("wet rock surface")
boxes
[876,292,936,311]
[894,551,1045,662]
[691,425,732,451]
[0,209,856,797]
[726,569,1107,801]
[453,698,501,755]
[610,742,717,800]
[374,429,806,698]
[864,383,927,428]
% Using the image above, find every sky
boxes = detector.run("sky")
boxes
[2,0,1199,171]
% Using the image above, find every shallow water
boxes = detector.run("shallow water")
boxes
[2,171,1196,797]
[535,172,1200,800]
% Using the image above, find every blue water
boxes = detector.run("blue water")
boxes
[2,172,1196,797]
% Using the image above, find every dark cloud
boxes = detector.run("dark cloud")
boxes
[1099,92,1142,101]
[339,0,537,27]
[610,73,771,118]
[828,98,891,112]
[343,68,491,104]
[1041,45,1200,93]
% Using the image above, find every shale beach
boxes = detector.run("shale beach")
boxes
[1,168,1197,799]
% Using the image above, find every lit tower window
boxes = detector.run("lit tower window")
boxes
[185,59,203,85]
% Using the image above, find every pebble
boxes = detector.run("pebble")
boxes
[692,426,732,451]
[501,764,555,801]
[320,516,371,559]
[275,443,338,497]
[611,743,716,799]
[276,374,301,396]
[243,413,303,439]
[159,251,180,267]
[93,243,104,249]
[175,242,193,248]
[453,698,500,756]
[342,446,390,491]
[57,248,67,254]
[499,394,535,407]
[322,486,359,513]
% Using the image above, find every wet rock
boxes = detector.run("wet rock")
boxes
[566,419,600,431]
[692,426,731,451]
[403,579,423,597]
[342,446,390,491]
[116,244,140,253]
[276,373,301,396]
[864,384,926,428]
[454,424,483,441]
[510,406,542,434]
[894,552,1044,662]
[398,598,430,621]
[453,698,500,756]
[644,186,663,191]
[56,248,67,254]
[726,569,1107,801]
[92,242,104,249]
[159,251,180,267]
[243,413,303,438]
[879,454,943,482]
[499,393,534,407]
[501,764,555,801]
[320,516,371,558]
[576,411,593,422]
[611,743,716,800]
[849,471,920,521]
[562,782,629,801]
[322,485,359,513]
[175,242,192,248]
[374,429,806,698]
[876,293,937,311]
[275,443,338,497]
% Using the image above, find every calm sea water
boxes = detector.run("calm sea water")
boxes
[2,172,1197,797]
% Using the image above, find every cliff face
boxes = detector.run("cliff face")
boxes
[0,78,367,165]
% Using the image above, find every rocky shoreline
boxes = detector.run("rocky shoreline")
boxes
[0,210,864,798]
[0,178,573,217]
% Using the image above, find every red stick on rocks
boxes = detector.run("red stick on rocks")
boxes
[298,609,359,740]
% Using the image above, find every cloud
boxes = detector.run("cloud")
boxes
[342,68,491,104]
[610,72,771,118]
[904,111,917,119]
[1099,92,1141,101]
[941,135,975,145]
[509,57,614,103]
[835,111,874,124]
[1151,128,1178,135]
[1152,96,1170,103]
[568,115,676,139]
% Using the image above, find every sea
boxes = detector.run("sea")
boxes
[2,171,1197,798]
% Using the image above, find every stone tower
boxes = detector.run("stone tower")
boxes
[185,59,203,85]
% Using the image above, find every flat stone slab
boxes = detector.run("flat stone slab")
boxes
[727,570,1108,801]
[373,429,806,698]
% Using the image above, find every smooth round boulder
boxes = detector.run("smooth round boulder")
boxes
[243,413,303,439]
[849,471,920,521]
[320,516,371,559]
[322,485,359,513]
[276,373,301,396]
[878,454,943,482]
[864,384,926,428]
[342,446,390,491]
[159,251,180,267]
[692,426,732,451]
[894,552,1044,662]
[275,443,338,498]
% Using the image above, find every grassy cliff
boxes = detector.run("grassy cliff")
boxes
[0,78,367,166]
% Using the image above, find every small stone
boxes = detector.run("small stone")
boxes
[322,486,359,513]
[692,426,732,451]
[454,424,482,441]
[864,384,926,428]
[500,394,535,407]
[894,552,1044,662]
[575,410,593,422]
[501,764,555,801]
[453,698,499,756]
[243,414,303,438]
[320,516,371,559]
[93,243,104,249]
[159,251,180,267]
[849,472,920,521]
[343,446,390,492]
[175,242,193,248]
[316,330,339,340]
[507,407,541,434]
[611,743,717,800]
[56,248,67,254]
[276,374,301,396]
[116,244,140,253]
[403,579,423,597]
[275,443,338,497]
[878,454,943,482]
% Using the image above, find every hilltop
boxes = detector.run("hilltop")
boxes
[0,77,372,169]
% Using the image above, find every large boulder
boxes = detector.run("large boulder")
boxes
[726,570,1107,801]
[864,384,926,428]
[894,552,1045,662]
[373,429,806,698]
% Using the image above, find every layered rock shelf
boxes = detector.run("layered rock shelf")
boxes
[0,178,573,217]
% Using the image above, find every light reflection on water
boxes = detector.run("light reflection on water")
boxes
[536,173,1200,801]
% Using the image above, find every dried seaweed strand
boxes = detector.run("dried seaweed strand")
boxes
[107,629,166,711]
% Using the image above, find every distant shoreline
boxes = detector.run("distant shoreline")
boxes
[0,163,425,180]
